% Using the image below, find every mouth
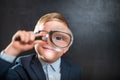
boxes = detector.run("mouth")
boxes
[42,46,54,51]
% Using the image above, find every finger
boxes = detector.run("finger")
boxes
[35,33,42,37]
[13,30,33,43]
[22,32,29,43]
[33,40,46,45]
[12,30,25,41]
[29,31,35,41]
[24,31,35,43]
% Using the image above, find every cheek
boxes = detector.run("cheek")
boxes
[55,47,69,57]
[34,44,43,54]
[62,47,69,54]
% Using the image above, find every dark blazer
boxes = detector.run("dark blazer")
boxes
[1,53,81,80]
[0,58,13,80]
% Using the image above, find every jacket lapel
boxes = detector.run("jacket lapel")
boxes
[60,59,70,80]
[31,55,46,80]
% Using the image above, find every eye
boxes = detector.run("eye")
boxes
[56,36,63,40]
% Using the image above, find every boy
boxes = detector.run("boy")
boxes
[0,12,81,80]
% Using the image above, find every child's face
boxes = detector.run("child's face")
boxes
[34,20,72,63]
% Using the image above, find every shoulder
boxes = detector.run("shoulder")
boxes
[0,54,35,80]
[6,54,36,79]
[61,58,81,71]
[11,53,36,69]
[61,58,81,79]
[16,53,35,62]
[0,58,13,80]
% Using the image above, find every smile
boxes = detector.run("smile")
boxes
[42,46,54,51]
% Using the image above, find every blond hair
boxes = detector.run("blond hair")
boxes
[34,12,69,32]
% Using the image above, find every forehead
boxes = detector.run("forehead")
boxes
[35,21,71,34]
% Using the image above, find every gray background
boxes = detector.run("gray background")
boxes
[0,0,120,80]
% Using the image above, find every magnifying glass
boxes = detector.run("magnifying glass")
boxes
[15,30,73,52]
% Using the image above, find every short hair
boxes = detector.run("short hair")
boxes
[39,12,68,27]
[34,12,69,31]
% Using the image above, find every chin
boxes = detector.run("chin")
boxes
[44,58,56,63]
[43,56,58,63]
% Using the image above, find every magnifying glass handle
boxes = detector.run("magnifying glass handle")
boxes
[15,36,43,41]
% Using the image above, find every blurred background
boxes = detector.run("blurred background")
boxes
[0,0,120,80]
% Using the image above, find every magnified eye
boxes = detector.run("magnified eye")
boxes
[56,36,63,40]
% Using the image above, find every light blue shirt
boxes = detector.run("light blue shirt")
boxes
[0,50,16,63]
[38,57,61,80]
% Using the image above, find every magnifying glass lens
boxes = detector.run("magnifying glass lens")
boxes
[51,32,71,48]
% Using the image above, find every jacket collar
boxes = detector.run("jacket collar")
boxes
[19,54,46,80]
[30,55,46,80]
